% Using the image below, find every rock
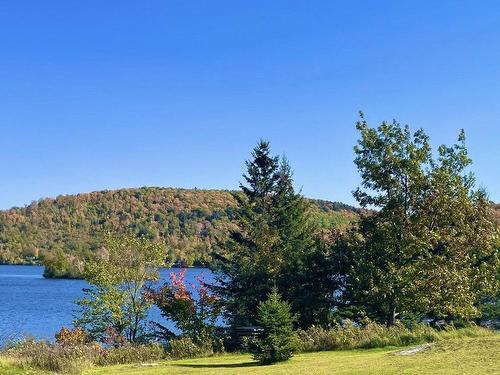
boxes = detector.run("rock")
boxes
[395,344,431,356]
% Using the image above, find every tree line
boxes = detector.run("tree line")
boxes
[0,187,358,275]
[72,117,498,364]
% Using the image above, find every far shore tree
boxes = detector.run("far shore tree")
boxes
[335,114,499,325]
[75,235,166,344]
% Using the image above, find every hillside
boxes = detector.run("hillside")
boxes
[0,187,359,270]
[494,203,500,222]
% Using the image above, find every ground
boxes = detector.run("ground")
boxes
[89,336,500,375]
[0,358,49,375]
[2,336,499,375]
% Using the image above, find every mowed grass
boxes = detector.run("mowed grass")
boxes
[2,336,498,375]
[85,336,499,375]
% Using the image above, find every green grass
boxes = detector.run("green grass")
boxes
[87,336,499,375]
[0,357,51,375]
[3,336,498,375]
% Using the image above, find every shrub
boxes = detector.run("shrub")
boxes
[145,268,223,344]
[56,327,90,347]
[95,343,164,366]
[252,288,299,365]
[167,336,222,359]
[7,339,165,374]
[297,320,492,352]
[7,340,97,375]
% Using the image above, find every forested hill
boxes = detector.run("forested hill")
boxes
[0,187,359,268]
[494,203,500,222]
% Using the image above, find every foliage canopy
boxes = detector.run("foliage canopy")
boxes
[334,115,499,324]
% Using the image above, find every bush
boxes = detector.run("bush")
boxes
[145,268,223,345]
[167,336,223,359]
[6,339,165,374]
[7,340,97,374]
[95,343,164,366]
[252,288,299,365]
[297,320,492,352]
[56,327,91,347]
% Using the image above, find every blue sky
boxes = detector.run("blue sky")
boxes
[0,1,499,209]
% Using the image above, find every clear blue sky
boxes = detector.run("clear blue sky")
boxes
[1,1,499,209]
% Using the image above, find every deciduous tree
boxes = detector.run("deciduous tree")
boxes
[75,235,166,343]
[335,115,499,325]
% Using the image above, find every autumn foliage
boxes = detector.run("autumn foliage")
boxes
[145,268,223,344]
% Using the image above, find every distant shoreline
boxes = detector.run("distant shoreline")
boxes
[0,263,211,281]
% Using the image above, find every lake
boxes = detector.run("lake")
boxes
[0,265,214,344]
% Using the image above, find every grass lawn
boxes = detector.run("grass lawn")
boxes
[0,357,50,375]
[86,336,499,375]
[2,336,498,375]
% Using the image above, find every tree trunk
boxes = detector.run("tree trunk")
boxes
[388,305,397,326]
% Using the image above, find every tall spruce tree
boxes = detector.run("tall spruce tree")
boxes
[272,159,335,327]
[213,140,334,329]
[334,115,499,325]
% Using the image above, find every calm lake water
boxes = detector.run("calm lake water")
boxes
[0,265,213,344]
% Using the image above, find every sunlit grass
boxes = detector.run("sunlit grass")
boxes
[0,357,50,375]
[85,336,499,375]
[3,333,498,375]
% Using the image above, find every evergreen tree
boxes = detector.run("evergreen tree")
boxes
[213,140,334,329]
[252,288,299,365]
[241,140,280,203]
[272,159,335,327]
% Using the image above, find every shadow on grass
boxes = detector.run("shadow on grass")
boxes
[174,362,259,369]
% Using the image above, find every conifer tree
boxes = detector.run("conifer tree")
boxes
[213,140,334,329]
[252,288,299,365]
